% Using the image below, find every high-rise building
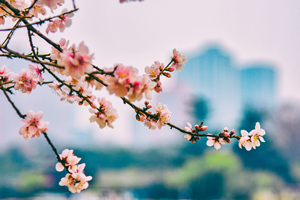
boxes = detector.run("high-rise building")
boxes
[177,44,276,129]
[240,64,277,109]
[178,45,241,128]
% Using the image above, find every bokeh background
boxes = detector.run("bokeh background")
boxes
[1,0,300,199]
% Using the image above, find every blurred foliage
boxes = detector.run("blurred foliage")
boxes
[233,107,294,183]
[190,96,210,122]
[1,105,300,199]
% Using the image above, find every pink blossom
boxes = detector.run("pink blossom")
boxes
[127,75,156,101]
[104,65,138,97]
[154,103,171,129]
[171,48,188,71]
[13,69,38,94]
[46,9,73,34]
[206,135,226,150]
[19,110,49,140]
[144,119,157,130]
[0,65,10,77]
[37,0,64,11]
[48,81,65,96]
[58,42,94,79]
[238,130,252,151]
[28,3,46,18]
[0,16,5,25]
[28,63,43,83]
[60,89,80,104]
[144,61,163,80]
[86,74,105,90]
[154,81,162,93]
[59,163,92,193]
[89,97,118,129]
[184,122,193,141]
[59,174,77,193]
[50,38,69,62]
[249,122,266,148]
[55,149,81,172]
[73,79,96,106]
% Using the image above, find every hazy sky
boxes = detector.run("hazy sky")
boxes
[66,0,300,101]
[7,0,300,100]
[2,0,300,149]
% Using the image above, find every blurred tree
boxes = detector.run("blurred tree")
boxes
[277,102,300,162]
[190,96,210,122]
[233,106,294,183]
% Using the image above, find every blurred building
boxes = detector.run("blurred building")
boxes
[240,64,277,109]
[177,44,277,129]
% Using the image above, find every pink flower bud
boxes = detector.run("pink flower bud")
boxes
[200,126,208,131]
[230,129,235,136]
[163,72,171,78]
[166,67,175,72]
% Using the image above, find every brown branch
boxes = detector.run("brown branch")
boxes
[0,45,64,68]
[0,9,79,32]
[0,82,26,118]
[0,0,62,51]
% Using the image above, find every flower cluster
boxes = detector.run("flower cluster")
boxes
[0,0,65,26]
[184,122,208,143]
[1,64,44,93]
[104,64,156,101]
[56,41,94,80]
[238,122,266,151]
[206,127,235,150]
[144,61,174,93]
[37,0,64,12]
[171,48,188,71]
[56,149,92,193]
[46,9,73,34]
[89,97,118,129]
[19,110,49,140]
[135,101,171,130]
[0,65,13,89]
[13,69,38,94]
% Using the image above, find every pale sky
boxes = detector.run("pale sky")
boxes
[1,0,300,149]
[66,0,300,101]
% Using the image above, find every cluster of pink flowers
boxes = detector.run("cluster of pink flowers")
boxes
[89,97,118,129]
[104,64,156,101]
[206,127,234,150]
[238,122,266,151]
[0,65,13,88]
[28,2,47,18]
[56,41,94,80]
[144,61,174,93]
[0,0,64,26]
[19,110,49,140]
[136,101,171,130]
[56,149,92,193]
[171,48,188,72]
[184,122,208,143]
[13,69,38,94]
[37,0,64,11]
[1,64,44,94]
[46,9,73,34]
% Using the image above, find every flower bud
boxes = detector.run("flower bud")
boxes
[200,126,208,131]
[163,72,171,78]
[166,67,175,72]
[223,127,229,132]
[229,129,235,136]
